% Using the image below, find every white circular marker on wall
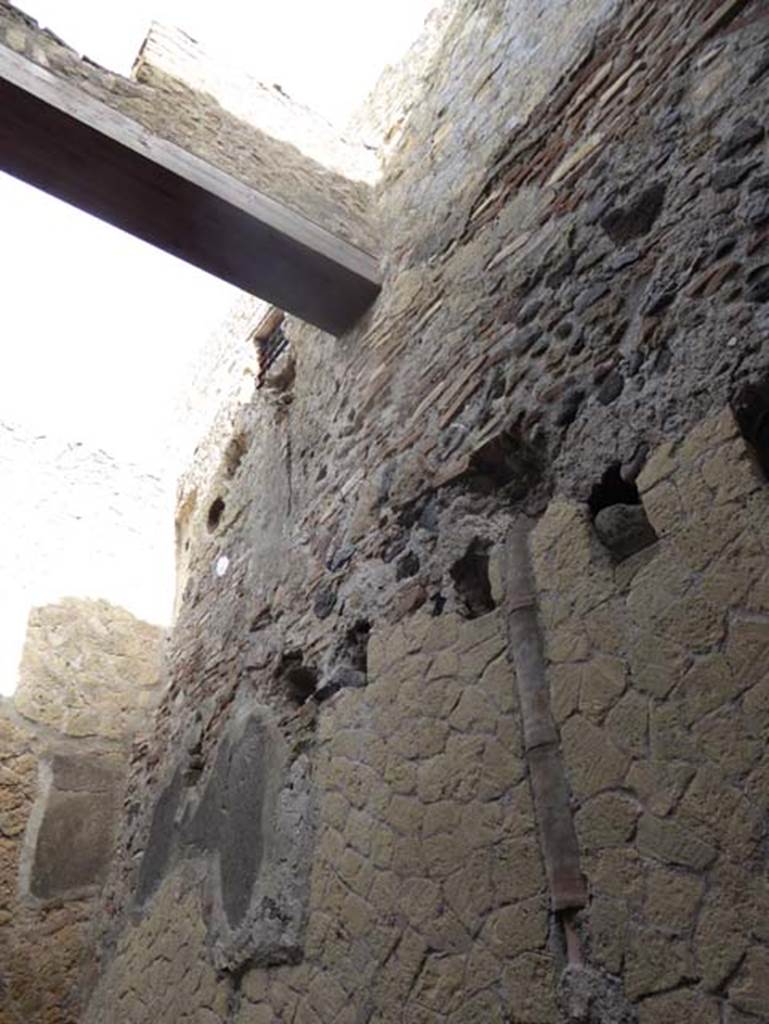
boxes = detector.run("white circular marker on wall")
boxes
[215,555,230,577]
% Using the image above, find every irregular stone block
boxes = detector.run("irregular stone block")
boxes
[636,813,716,870]
[593,504,658,561]
[729,947,769,1017]
[560,716,630,799]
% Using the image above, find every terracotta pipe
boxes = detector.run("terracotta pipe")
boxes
[504,520,587,914]
[562,910,585,966]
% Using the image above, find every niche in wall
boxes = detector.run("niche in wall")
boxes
[588,463,658,561]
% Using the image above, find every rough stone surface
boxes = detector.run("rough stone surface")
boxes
[535,408,769,1023]
[0,600,163,1023]
[15,598,164,738]
[85,611,547,1023]
[0,420,172,697]
[4,0,769,1021]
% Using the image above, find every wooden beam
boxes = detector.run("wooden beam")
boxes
[0,44,381,336]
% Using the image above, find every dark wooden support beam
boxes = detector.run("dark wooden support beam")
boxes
[0,45,381,336]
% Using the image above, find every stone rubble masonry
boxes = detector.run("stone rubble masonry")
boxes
[5,0,769,1021]
[85,0,769,1019]
[15,598,165,739]
[532,406,769,1019]
[85,408,769,1024]
[346,1,462,160]
[0,1,377,255]
[134,23,378,187]
[0,600,165,1024]
[86,610,561,1024]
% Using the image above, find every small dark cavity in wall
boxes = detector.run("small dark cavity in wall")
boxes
[315,620,371,703]
[732,376,769,477]
[276,651,318,706]
[313,586,337,620]
[345,619,370,674]
[207,496,226,533]
[589,464,657,561]
[588,463,640,515]
[461,426,546,499]
[450,538,495,618]
[396,550,420,580]
[600,182,667,246]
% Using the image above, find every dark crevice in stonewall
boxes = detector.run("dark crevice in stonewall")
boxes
[588,464,641,517]
[315,620,371,702]
[345,620,371,675]
[588,464,658,562]
[600,183,667,246]
[276,652,318,707]
[396,550,420,580]
[732,375,769,478]
[463,427,547,498]
[450,538,495,618]
[207,496,226,533]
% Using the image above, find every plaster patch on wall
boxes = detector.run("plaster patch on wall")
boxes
[20,752,125,901]
[135,702,316,972]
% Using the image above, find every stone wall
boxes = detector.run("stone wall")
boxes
[9,0,769,1021]
[0,601,164,1024]
[532,408,769,1021]
[83,416,769,1024]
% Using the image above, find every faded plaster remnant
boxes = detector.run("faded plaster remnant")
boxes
[135,703,316,972]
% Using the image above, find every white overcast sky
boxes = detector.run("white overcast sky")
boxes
[21,0,436,119]
[0,0,437,464]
